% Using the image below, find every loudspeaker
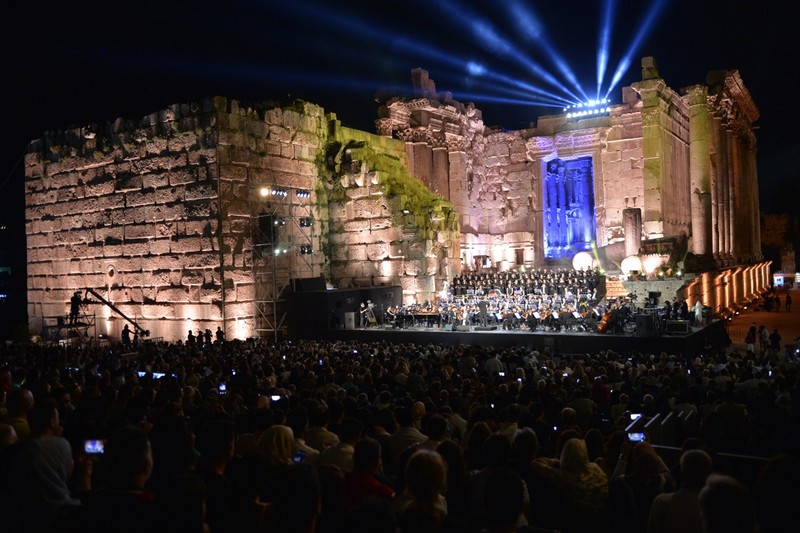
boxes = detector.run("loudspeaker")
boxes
[635,314,654,337]
[257,215,275,244]
[444,324,454,331]
[474,326,498,331]
[343,312,355,330]
[456,325,470,331]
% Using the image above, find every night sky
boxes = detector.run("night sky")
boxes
[1,0,798,276]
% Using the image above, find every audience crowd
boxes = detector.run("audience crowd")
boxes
[1,334,799,532]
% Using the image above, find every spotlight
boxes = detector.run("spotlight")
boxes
[295,189,311,199]
[260,187,270,197]
[564,100,612,120]
[299,245,313,255]
[402,209,410,214]
[299,217,313,227]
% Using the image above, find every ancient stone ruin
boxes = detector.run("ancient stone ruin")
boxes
[24,57,764,342]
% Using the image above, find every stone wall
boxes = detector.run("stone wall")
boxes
[322,126,460,303]
[26,101,221,341]
[26,97,459,340]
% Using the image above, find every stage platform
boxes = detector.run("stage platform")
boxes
[290,319,730,357]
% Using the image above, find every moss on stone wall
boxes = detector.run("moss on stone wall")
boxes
[319,137,459,239]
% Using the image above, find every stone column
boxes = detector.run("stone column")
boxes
[623,208,642,257]
[724,129,734,263]
[431,147,450,200]
[730,132,740,262]
[687,86,712,256]
[709,117,721,258]
[745,143,761,260]
[641,105,665,239]
[448,150,469,273]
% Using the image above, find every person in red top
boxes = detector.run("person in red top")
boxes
[343,437,394,509]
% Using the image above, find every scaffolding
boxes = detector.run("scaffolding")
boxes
[252,186,317,342]
[42,312,96,346]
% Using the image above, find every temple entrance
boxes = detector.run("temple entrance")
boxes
[543,156,596,260]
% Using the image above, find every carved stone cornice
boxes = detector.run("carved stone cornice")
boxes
[706,70,759,138]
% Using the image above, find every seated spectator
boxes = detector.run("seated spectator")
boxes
[398,449,465,533]
[483,467,530,532]
[699,474,758,533]
[418,414,449,450]
[610,444,674,533]
[318,416,363,472]
[533,437,608,532]
[269,463,322,533]
[287,406,320,465]
[228,453,272,532]
[647,449,713,533]
[156,472,209,533]
[342,496,398,533]
[753,454,800,533]
[305,403,340,453]
[466,433,512,530]
[387,406,427,469]
[343,437,395,509]
[259,424,295,469]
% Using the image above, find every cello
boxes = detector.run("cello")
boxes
[597,311,612,333]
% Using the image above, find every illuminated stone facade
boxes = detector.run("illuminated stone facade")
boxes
[25,98,458,341]
[25,57,763,341]
[377,59,762,274]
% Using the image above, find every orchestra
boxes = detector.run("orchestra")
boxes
[368,267,689,336]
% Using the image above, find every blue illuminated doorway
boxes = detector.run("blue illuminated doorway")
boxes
[543,157,596,259]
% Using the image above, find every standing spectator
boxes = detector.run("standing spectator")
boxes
[758,325,769,357]
[78,425,158,533]
[193,419,237,533]
[69,291,82,324]
[4,388,34,442]
[121,324,131,346]
[744,325,756,354]
[7,398,84,531]
[768,328,781,354]
[786,291,792,311]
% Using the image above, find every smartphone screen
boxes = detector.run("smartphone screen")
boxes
[627,432,645,442]
[84,439,105,455]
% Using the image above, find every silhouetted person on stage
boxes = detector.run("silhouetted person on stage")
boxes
[69,292,82,324]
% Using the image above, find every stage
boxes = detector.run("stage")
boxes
[290,318,730,357]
